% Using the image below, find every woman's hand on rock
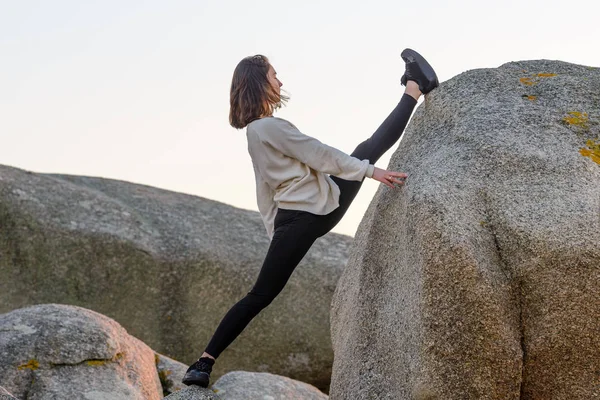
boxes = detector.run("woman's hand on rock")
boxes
[371,167,408,189]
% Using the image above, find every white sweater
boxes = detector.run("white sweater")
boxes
[246,116,375,239]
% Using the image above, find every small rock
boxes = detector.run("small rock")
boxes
[211,371,328,399]
[155,352,189,395]
[162,385,220,400]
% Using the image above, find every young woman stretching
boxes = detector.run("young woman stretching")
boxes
[183,49,439,388]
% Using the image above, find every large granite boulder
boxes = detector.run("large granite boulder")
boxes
[0,164,354,390]
[0,304,162,399]
[330,60,600,399]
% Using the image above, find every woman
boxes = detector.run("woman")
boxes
[183,49,438,388]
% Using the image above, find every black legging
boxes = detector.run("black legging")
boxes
[204,93,418,359]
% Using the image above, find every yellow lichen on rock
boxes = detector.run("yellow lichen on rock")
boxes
[158,369,172,380]
[86,353,123,366]
[17,359,39,370]
[579,139,600,165]
[519,73,556,88]
[520,77,535,86]
[563,112,590,128]
[86,359,108,366]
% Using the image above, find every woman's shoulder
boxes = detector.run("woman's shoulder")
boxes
[248,116,296,131]
[249,116,288,125]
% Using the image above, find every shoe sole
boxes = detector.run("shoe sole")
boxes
[182,373,209,388]
[182,379,208,388]
[401,48,439,93]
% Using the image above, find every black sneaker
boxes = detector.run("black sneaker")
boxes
[181,357,215,388]
[400,48,439,94]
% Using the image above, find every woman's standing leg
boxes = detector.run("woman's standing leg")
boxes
[203,211,319,358]
[183,209,320,386]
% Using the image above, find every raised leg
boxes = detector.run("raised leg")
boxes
[323,92,418,231]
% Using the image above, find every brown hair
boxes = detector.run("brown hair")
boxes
[229,55,289,129]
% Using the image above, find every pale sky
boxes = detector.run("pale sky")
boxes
[2,0,599,237]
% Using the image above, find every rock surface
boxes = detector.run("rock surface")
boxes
[211,371,329,399]
[0,164,355,390]
[156,352,189,395]
[163,386,220,400]
[330,60,600,399]
[0,386,17,399]
[0,304,163,399]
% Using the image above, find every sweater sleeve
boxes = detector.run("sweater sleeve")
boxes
[260,118,375,181]
[253,164,278,240]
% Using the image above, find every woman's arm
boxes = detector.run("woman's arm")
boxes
[254,166,278,240]
[259,118,375,181]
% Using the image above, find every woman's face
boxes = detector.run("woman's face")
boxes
[267,64,282,96]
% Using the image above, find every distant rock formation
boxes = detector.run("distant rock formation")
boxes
[0,164,354,390]
[330,60,600,399]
